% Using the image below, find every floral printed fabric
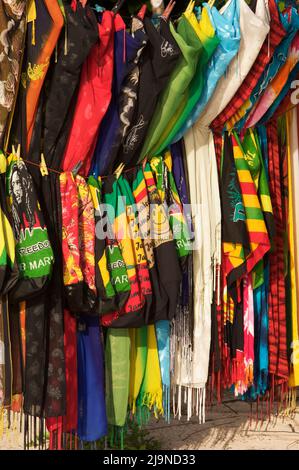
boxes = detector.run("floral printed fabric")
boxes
[0,0,26,148]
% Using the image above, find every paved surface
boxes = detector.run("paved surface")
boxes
[1,399,299,450]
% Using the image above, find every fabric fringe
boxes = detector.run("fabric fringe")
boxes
[140,390,163,419]
[172,385,206,424]
[108,425,125,450]
[279,386,297,418]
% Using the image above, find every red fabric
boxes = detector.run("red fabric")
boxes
[60,172,82,288]
[62,11,114,175]
[266,121,289,383]
[211,0,286,133]
[63,310,78,432]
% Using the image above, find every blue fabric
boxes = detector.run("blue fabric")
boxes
[173,0,240,143]
[77,315,107,441]
[245,127,269,400]
[234,6,299,132]
[91,28,145,177]
[245,264,269,400]
[155,320,170,420]
[155,320,170,388]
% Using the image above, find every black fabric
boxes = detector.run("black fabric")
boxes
[15,2,98,418]
[9,302,23,396]
[221,132,250,293]
[106,25,148,173]
[120,17,181,167]
[2,298,12,407]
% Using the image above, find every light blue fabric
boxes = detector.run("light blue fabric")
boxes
[155,320,170,421]
[172,0,240,143]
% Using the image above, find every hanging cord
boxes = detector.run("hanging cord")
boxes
[5,101,298,177]
[3,150,144,180]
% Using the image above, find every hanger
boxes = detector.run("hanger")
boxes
[72,160,83,177]
[112,0,126,14]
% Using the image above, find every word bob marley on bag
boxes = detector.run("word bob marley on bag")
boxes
[6,153,54,282]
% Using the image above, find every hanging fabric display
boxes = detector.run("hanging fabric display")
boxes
[1,0,299,451]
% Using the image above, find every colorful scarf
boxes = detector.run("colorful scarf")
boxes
[62,11,114,176]
[173,0,241,144]
[105,328,130,429]
[211,0,287,133]
[153,4,218,155]
[141,12,203,159]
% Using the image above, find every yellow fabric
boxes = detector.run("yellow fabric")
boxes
[128,328,147,414]
[286,111,299,386]
[139,325,163,418]
[27,0,36,23]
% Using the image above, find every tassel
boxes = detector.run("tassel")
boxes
[0,407,3,439]
[31,19,36,45]
[64,23,68,56]
[33,416,37,448]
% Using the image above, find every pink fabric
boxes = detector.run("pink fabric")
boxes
[243,274,254,392]
[245,34,299,128]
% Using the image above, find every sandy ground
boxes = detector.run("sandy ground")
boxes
[147,399,299,450]
[1,399,299,450]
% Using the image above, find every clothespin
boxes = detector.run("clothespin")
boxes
[137,4,147,20]
[40,153,49,176]
[112,0,126,14]
[142,157,147,171]
[161,0,176,21]
[132,5,147,33]
[186,0,195,13]
[71,160,82,176]
[92,4,105,13]
[12,144,21,167]
[27,0,37,45]
[208,0,216,8]
[114,162,125,179]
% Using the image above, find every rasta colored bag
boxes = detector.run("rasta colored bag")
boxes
[150,154,192,269]
[0,151,18,294]
[6,151,54,302]
[143,163,182,321]
[101,175,145,326]
[60,172,98,313]
[88,175,131,316]
[104,174,152,328]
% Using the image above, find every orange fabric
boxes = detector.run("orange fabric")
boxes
[26,0,64,150]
